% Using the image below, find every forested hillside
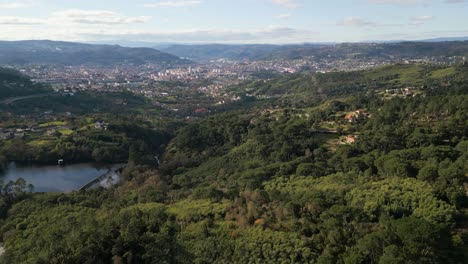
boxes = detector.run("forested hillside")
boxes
[230,64,468,99]
[0,64,467,263]
[162,41,468,61]
[0,40,190,66]
[267,41,468,60]
[0,68,50,100]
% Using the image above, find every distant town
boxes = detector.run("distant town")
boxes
[5,54,466,108]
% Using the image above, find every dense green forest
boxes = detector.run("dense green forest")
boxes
[0,68,50,100]
[229,63,468,106]
[0,64,467,263]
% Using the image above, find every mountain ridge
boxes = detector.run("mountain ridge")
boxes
[0,40,190,66]
[160,41,468,61]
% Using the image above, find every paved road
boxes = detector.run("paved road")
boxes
[0,92,58,105]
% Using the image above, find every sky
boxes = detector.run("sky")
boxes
[0,0,467,44]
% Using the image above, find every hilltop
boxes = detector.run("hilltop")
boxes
[162,41,468,61]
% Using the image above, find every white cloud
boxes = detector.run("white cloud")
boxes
[365,0,431,5]
[144,1,202,8]
[0,18,318,43]
[339,17,375,27]
[0,9,151,27]
[85,27,309,43]
[272,0,298,9]
[0,1,34,9]
[0,16,44,25]
[410,15,434,24]
[51,9,151,25]
[0,3,27,8]
[277,13,291,19]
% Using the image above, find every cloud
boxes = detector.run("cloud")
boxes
[365,0,431,5]
[444,0,467,3]
[410,15,434,25]
[0,3,27,8]
[51,9,151,25]
[338,17,375,27]
[0,9,151,27]
[0,1,34,9]
[0,16,44,25]
[144,1,202,7]
[277,13,291,19]
[272,0,298,9]
[79,26,316,43]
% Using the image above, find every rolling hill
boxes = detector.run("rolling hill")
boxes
[161,44,294,60]
[162,41,468,61]
[0,67,50,100]
[0,40,190,66]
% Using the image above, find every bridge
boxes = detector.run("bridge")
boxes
[79,164,126,191]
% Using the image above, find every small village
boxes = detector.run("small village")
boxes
[0,118,109,146]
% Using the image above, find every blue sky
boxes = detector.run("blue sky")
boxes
[0,0,467,43]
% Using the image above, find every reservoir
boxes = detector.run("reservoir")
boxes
[0,162,121,192]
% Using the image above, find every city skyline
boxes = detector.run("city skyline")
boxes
[0,0,467,43]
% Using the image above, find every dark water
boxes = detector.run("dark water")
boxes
[0,162,118,192]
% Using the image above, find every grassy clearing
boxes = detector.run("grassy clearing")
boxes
[366,64,424,84]
[58,129,73,135]
[315,133,341,152]
[39,121,67,127]
[28,139,54,147]
[430,67,456,79]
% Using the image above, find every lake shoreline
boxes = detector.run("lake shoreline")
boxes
[0,162,125,192]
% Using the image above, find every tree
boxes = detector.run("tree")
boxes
[344,217,457,264]
[417,164,438,181]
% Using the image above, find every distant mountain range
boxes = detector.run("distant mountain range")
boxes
[420,36,468,42]
[89,36,468,48]
[1,39,468,65]
[161,44,298,60]
[0,40,190,66]
[160,41,468,61]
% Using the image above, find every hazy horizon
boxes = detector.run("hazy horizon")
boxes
[1,35,467,48]
[0,0,467,44]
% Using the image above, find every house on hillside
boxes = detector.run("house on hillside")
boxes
[344,109,370,123]
[46,129,57,137]
[95,121,108,130]
[194,108,209,114]
[0,131,13,140]
[13,132,25,139]
[345,135,358,144]
[403,87,414,97]
[344,113,358,123]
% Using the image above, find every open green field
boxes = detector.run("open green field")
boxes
[58,129,73,135]
[28,139,54,147]
[39,121,67,127]
[429,67,457,79]
[366,64,425,84]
